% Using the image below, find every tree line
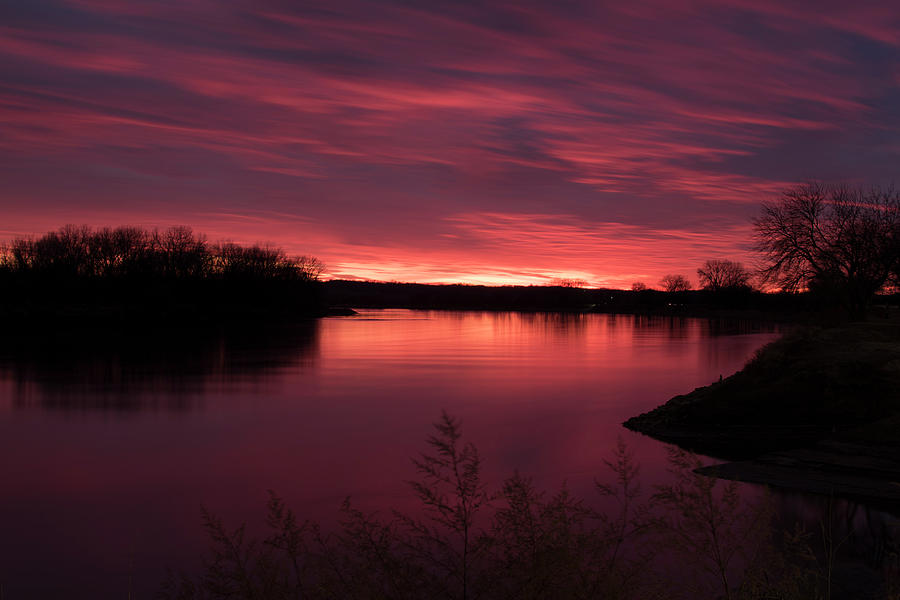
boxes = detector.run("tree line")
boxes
[628,182,900,317]
[6,181,899,319]
[1,224,324,282]
[0,225,328,319]
[632,259,754,294]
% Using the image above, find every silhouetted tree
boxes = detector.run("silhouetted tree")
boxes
[217,243,288,279]
[754,182,900,317]
[109,227,154,276]
[0,225,326,316]
[631,282,648,292]
[19,224,93,276]
[660,274,692,292]
[2,225,325,283]
[548,278,588,288]
[697,259,751,291]
[295,255,326,281]
[157,226,210,278]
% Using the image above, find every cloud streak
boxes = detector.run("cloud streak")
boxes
[0,0,898,285]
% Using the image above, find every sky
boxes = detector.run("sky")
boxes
[2,0,899,288]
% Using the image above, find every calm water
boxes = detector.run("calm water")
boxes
[0,310,782,597]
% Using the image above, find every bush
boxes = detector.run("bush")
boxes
[162,415,837,600]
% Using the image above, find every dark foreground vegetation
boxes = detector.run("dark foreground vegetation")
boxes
[0,225,328,324]
[164,414,900,600]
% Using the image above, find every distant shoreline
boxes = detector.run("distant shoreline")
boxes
[323,279,831,321]
[4,276,897,329]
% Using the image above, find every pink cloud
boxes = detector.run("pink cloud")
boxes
[0,0,897,285]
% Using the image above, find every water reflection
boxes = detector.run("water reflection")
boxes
[0,320,320,412]
[0,309,784,598]
[630,314,780,338]
[517,311,590,336]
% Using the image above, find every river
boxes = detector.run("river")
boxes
[0,309,813,596]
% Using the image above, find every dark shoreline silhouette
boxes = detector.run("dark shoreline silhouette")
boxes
[625,316,900,507]
[2,272,864,331]
[323,279,870,321]
[5,224,897,325]
[0,225,330,323]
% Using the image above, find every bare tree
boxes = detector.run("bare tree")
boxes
[295,255,325,281]
[549,277,588,288]
[660,274,692,292]
[217,243,286,279]
[158,226,209,278]
[697,259,751,291]
[1,225,326,284]
[754,182,900,317]
[631,281,648,292]
[29,224,92,275]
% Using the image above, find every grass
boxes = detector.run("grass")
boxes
[625,315,900,460]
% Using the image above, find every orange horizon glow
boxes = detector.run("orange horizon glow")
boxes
[0,211,757,290]
[1,1,897,291]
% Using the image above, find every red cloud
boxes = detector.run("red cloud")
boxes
[0,0,897,285]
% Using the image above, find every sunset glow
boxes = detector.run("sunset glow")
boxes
[2,1,899,286]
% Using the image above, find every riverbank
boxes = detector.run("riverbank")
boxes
[0,272,341,330]
[625,317,900,505]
